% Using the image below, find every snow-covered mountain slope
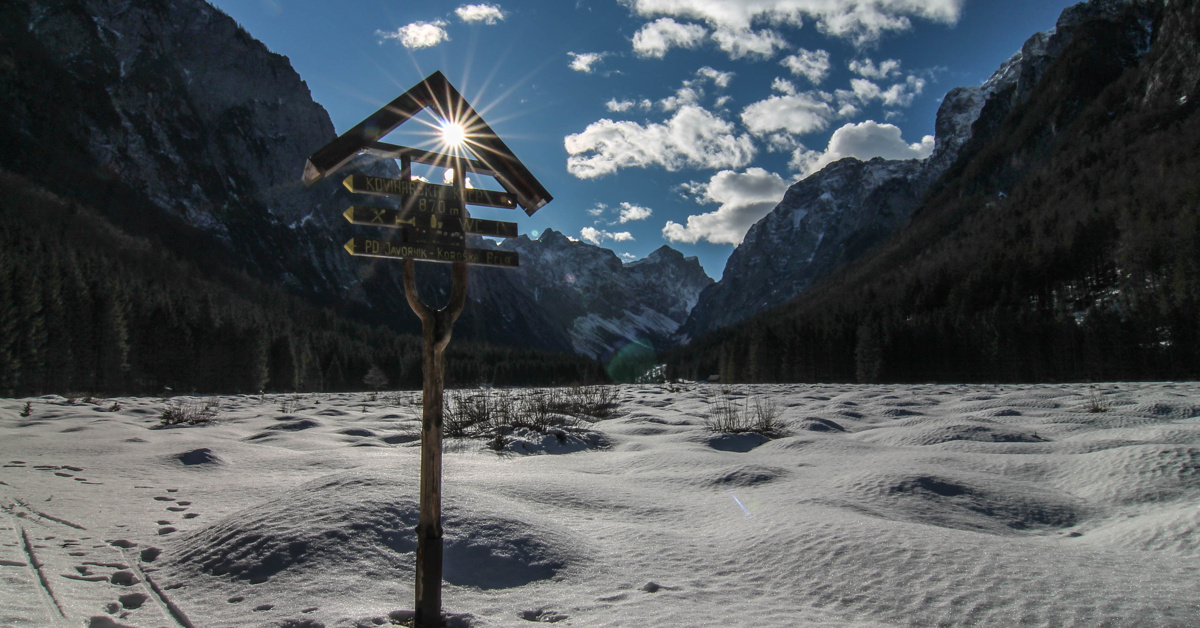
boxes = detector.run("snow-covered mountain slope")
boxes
[475,230,713,359]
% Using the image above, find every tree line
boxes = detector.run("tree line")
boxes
[0,170,606,397]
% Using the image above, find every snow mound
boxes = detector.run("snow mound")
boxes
[704,432,770,452]
[705,464,790,488]
[1055,444,1200,505]
[496,426,608,455]
[161,472,579,589]
[856,421,1045,447]
[836,471,1084,534]
[175,447,222,466]
[794,417,845,432]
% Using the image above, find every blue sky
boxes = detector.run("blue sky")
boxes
[210,0,1078,279]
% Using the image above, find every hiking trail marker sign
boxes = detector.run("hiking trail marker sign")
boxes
[304,70,551,628]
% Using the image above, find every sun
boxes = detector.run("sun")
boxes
[439,119,467,149]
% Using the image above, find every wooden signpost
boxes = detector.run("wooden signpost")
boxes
[304,71,551,628]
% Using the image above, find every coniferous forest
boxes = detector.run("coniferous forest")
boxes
[0,170,606,397]
[666,16,1200,384]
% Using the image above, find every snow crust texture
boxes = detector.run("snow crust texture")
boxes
[2,383,1199,626]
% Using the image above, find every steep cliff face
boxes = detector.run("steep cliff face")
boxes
[678,158,922,342]
[679,0,1163,344]
[0,0,369,300]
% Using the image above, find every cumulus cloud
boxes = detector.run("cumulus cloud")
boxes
[659,86,702,111]
[606,99,634,113]
[660,66,735,111]
[378,21,450,49]
[565,105,756,179]
[849,57,901,79]
[696,66,734,88]
[789,120,934,176]
[588,203,608,217]
[617,202,653,223]
[581,227,634,245]
[838,75,926,107]
[606,98,655,113]
[569,52,608,73]
[632,17,708,58]
[711,27,788,59]
[781,48,831,84]
[662,168,789,245]
[455,3,505,24]
[740,90,834,137]
[622,0,963,46]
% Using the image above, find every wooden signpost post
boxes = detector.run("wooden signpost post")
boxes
[304,71,551,628]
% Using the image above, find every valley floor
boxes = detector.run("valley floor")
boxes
[1,383,1198,627]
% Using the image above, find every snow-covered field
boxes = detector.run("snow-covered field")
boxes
[2,383,1198,627]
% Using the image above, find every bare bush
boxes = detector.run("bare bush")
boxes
[704,396,785,437]
[279,394,302,414]
[1084,388,1111,413]
[158,399,222,427]
[445,389,513,437]
[561,385,620,418]
[513,390,563,432]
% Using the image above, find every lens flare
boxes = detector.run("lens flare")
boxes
[439,120,466,148]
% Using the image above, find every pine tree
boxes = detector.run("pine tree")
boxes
[363,364,388,391]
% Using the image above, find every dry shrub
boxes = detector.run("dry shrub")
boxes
[158,398,222,427]
[704,396,785,437]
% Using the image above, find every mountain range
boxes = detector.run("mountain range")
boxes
[0,0,712,372]
[2,0,1197,392]
[669,0,1200,383]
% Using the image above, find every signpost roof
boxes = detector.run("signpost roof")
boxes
[303,71,552,215]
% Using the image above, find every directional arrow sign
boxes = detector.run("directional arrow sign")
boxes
[343,174,516,209]
[343,206,518,238]
[344,237,519,268]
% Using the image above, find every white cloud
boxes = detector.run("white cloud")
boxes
[565,105,756,179]
[663,168,789,245]
[711,27,788,59]
[455,3,505,24]
[606,99,636,112]
[846,75,926,107]
[622,0,963,46]
[660,66,735,111]
[771,77,798,95]
[740,90,833,137]
[569,52,608,73]
[378,21,449,49]
[632,17,708,58]
[696,66,734,88]
[781,48,831,84]
[849,57,901,79]
[789,120,934,176]
[581,227,634,244]
[618,202,653,223]
[588,203,608,216]
[660,86,702,111]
